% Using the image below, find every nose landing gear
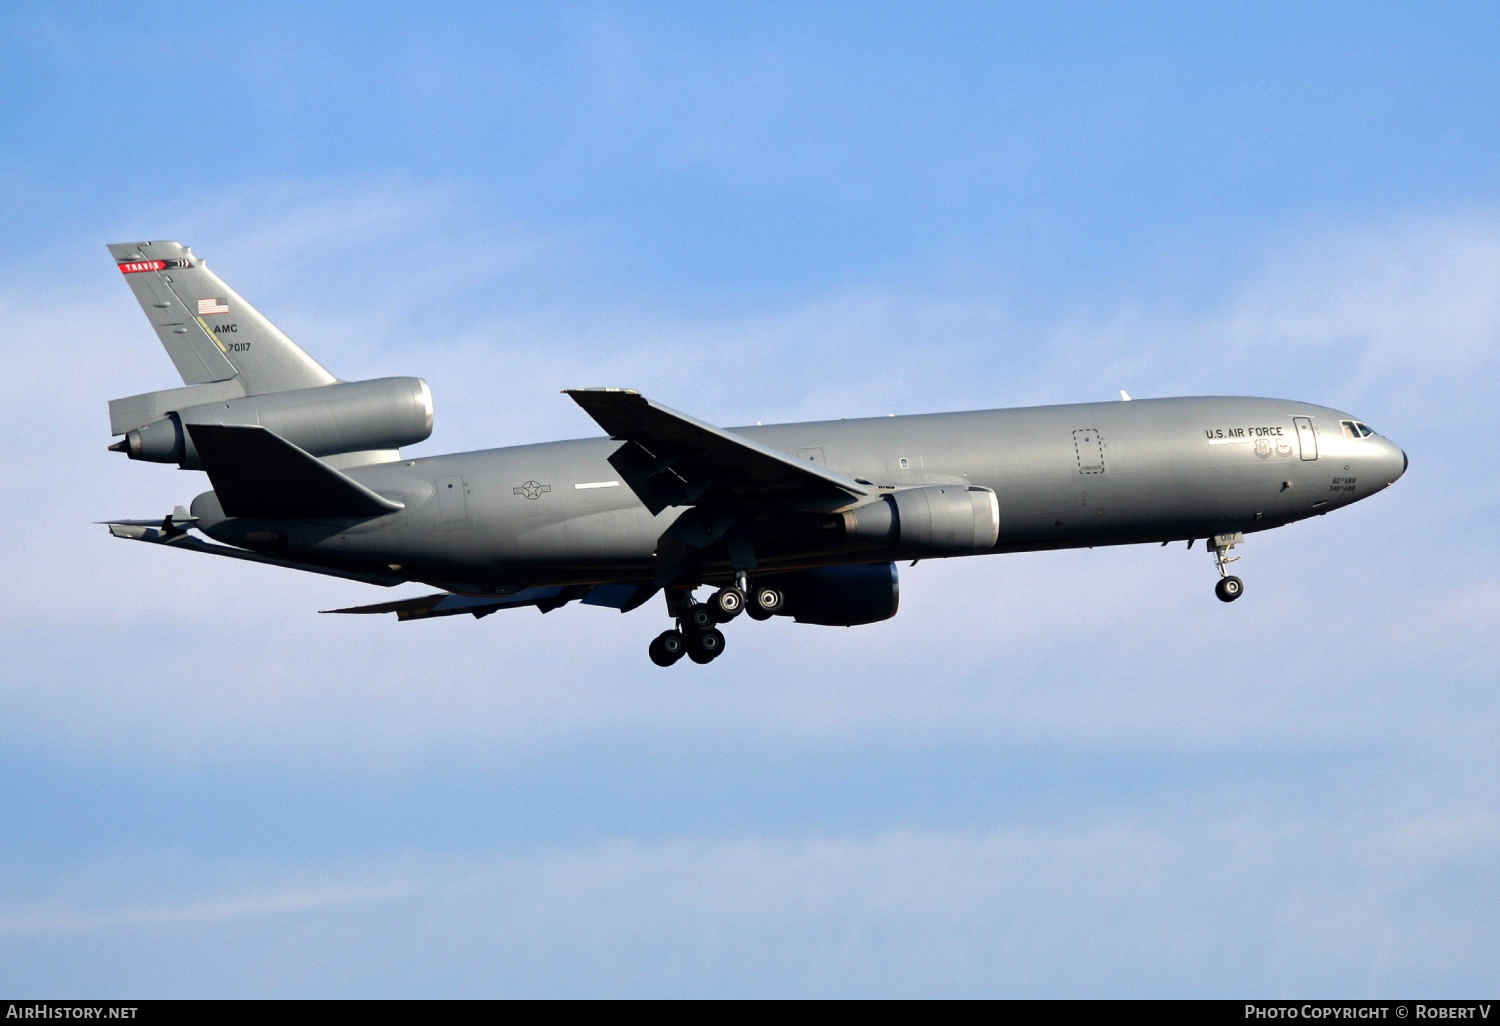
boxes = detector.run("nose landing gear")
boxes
[1211,532,1245,602]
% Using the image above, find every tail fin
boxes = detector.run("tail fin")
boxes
[108,241,337,395]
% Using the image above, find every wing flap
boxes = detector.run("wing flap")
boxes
[323,581,658,620]
[187,423,403,518]
[323,590,553,620]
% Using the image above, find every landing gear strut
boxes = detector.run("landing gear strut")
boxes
[1211,532,1244,603]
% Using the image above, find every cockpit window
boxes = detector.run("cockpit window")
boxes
[1356,422,1375,437]
[1341,420,1376,438]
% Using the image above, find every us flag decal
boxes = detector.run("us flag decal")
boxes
[197,297,230,315]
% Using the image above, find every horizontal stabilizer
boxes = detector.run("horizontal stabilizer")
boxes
[103,516,404,586]
[187,424,403,518]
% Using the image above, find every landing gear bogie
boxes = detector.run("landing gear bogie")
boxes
[687,627,726,664]
[649,630,687,667]
[651,581,777,665]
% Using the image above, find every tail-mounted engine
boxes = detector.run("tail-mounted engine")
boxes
[110,377,433,468]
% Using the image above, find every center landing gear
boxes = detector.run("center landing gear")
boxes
[1211,532,1245,603]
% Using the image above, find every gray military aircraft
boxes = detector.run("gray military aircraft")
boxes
[104,241,1407,666]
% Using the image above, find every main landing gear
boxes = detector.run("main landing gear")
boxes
[649,575,786,666]
[1211,532,1245,603]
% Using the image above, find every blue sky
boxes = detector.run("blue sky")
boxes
[2,2,1498,997]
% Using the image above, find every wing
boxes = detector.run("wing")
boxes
[565,389,872,586]
[564,388,868,515]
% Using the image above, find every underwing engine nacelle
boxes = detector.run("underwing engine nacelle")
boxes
[772,563,900,626]
[841,484,1000,556]
[111,377,433,468]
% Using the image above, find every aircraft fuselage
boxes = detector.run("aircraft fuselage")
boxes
[191,395,1406,592]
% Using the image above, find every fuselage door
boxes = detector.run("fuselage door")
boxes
[437,475,468,520]
[1073,429,1105,475]
[1293,417,1318,461]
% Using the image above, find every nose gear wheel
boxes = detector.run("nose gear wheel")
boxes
[1210,532,1245,602]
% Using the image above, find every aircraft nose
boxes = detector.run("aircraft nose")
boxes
[1377,437,1407,485]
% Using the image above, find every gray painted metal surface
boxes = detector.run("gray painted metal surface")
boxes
[102,241,1408,663]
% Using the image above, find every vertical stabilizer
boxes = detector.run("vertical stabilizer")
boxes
[108,241,337,394]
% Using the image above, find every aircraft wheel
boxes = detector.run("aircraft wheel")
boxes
[709,587,745,622]
[752,587,784,616]
[1215,576,1244,603]
[649,630,686,667]
[685,603,717,632]
[688,628,726,664]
